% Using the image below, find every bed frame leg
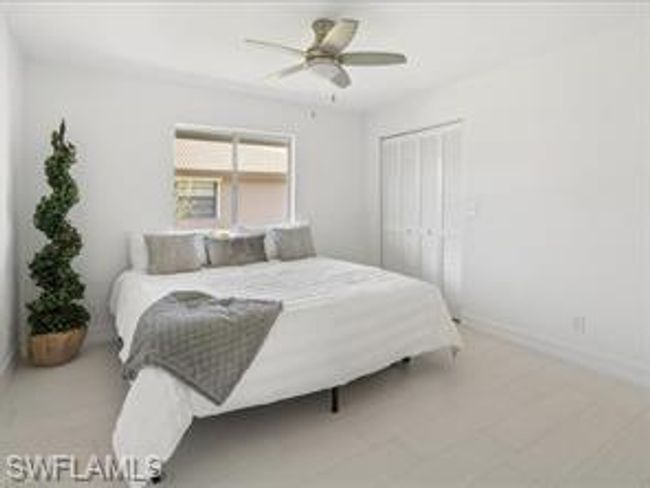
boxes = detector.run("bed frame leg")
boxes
[445,347,458,369]
[149,470,165,485]
[331,387,339,414]
[148,470,167,486]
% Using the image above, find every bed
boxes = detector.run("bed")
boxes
[109,255,462,486]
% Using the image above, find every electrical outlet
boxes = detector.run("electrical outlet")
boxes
[572,316,587,335]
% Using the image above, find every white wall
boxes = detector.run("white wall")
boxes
[18,61,368,344]
[643,14,650,381]
[0,12,21,376]
[366,19,650,384]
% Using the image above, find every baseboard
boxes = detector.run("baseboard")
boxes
[84,320,116,348]
[0,350,16,392]
[462,313,650,389]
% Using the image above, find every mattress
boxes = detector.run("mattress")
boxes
[110,257,462,485]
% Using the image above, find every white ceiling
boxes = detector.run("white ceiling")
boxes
[3,2,643,111]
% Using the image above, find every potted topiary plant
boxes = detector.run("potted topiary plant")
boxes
[27,120,90,366]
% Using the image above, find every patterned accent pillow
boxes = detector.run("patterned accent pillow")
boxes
[269,225,316,261]
[205,235,267,267]
[231,224,279,260]
[144,234,205,275]
[130,230,210,271]
[229,235,267,265]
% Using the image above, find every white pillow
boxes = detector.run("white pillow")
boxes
[264,233,279,260]
[128,233,149,271]
[229,224,267,238]
[128,229,211,271]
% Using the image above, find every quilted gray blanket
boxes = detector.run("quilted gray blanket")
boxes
[123,291,283,405]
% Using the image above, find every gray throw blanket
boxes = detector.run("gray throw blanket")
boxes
[123,291,283,405]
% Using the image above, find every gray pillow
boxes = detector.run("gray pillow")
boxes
[205,235,267,267]
[144,234,204,275]
[204,237,230,267]
[229,235,267,265]
[270,226,316,261]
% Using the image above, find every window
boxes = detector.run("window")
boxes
[174,127,293,230]
[175,177,220,220]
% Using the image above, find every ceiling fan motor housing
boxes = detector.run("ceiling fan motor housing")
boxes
[308,18,339,60]
[312,18,336,44]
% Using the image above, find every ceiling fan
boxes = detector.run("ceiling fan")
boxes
[245,18,407,89]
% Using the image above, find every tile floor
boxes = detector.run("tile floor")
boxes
[1,327,649,487]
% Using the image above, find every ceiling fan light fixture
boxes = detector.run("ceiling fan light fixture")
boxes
[308,58,340,79]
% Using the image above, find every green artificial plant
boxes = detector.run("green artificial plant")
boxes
[27,120,90,335]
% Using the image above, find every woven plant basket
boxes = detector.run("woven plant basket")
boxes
[29,327,87,367]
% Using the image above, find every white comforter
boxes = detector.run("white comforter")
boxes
[110,257,462,484]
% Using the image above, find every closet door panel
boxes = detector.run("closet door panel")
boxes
[419,133,441,232]
[441,129,463,317]
[419,132,444,287]
[381,140,402,272]
[398,137,421,277]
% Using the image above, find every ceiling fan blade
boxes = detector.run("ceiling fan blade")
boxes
[340,52,407,66]
[319,18,358,54]
[245,39,304,58]
[266,62,308,80]
[309,60,351,88]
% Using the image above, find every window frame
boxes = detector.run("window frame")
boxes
[173,124,296,228]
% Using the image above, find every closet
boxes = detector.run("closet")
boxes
[380,123,463,317]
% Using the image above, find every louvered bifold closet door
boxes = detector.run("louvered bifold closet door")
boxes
[440,128,463,318]
[381,139,403,272]
[419,130,444,288]
[381,124,463,317]
[398,136,422,277]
